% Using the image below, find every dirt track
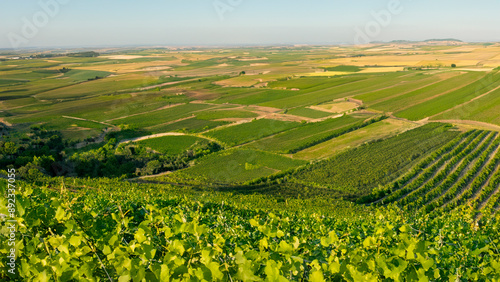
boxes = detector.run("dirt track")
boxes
[118,132,220,146]
[118,132,186,144]
[62,116,116,128]
[0,118,12,127]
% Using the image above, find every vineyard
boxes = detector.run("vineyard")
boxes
[290,123,459,197]
[165,149,307,184]
[244,116,374,154]
[366,129,500,218]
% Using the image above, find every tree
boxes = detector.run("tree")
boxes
[138,160,162,176]
[59,67,71,73]
[1,142,18,156]
[451,64,457,68]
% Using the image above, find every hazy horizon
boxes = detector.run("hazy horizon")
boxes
[2,0,500,49]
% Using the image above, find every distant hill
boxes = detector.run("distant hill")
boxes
[424,38,463,42]
[370,39,464,44]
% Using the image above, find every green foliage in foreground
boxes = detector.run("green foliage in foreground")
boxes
[1,178,499,281]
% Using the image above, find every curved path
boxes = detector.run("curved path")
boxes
[118,132,221,146]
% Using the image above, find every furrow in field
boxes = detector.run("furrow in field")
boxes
[440,133,500,212]
[468,142,500,208]
[371,130,477,205]
[422,131,495,213]
[476,166,500,213]
[397,131,489,209]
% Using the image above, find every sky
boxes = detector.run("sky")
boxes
[1,0,499,49]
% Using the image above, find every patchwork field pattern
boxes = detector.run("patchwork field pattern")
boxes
[3,43,500,281]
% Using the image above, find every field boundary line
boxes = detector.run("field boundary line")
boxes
[62,115,116,128]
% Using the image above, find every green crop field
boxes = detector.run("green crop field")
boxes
[195,109,259,120]
[293,118,418,160]
[204,119,300,146]
[431,86,500,125]
[166,149,306,184]
[353,73,443,105]
[321,65,362,72]
[63,69,113,82]
[259,77,370,109]
[244,115,371,153]
[286,107,333,118]
[3,43,500,281]
[368,72,482,113]
[396,71,500,120]
[136,135,209,155]
[290,123,459,197]
[4,178,500,281]
[109,103,216,128]
[148,117,229,134]
[35,74,159,100]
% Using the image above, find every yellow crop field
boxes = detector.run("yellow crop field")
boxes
[310,101,359,113]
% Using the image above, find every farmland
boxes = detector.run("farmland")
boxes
[204,119,300,146]
[396,71,500,120]
[293,118,418,160]
[289,123,459,197]
[364,129,500,218]
[2,42,500,280]
[243,115,372,153]
[162,149,307,184]
[135,135,210,155]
